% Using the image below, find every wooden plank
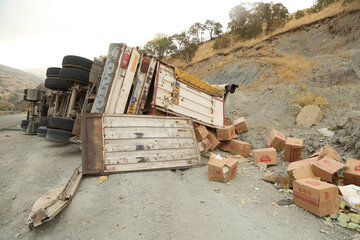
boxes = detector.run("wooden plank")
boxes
[105,159,199,173]
[103,116,190,128]
[115,49,141,114]
[103,127,193,139]
[104,148,198,164]
[104,137,195,152]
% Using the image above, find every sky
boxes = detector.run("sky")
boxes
[0,0,315,69]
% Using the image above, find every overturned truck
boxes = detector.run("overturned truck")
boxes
[82,43,237,174]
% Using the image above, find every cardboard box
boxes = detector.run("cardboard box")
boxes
[293,178,339,217]
[194,125,209,141]
[219,141,231,152]
[343,158,360,186]
[287,157,318,177]
[267,129,286,152]
[216,125,238,141]
[206,132,221,150]
[207,155,239,183]
[234,117,249,134]
[253,147,278,166]
[292,164,320,181]
[201,138,212,153]
[284,137,303,162]
[310,144,340,161]
[312,158,345,182]
[229,140,251,157]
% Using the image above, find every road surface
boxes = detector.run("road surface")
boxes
[0,114,25,130]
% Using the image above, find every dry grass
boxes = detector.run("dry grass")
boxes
[167,0,360,69]
[292,92,329,108]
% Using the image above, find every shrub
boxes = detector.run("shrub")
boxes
[295,10,305,19]
[213,36,231,50]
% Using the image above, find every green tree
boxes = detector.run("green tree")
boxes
[256,2,289,34]
[204,20,223,39]
[172,32,199,63]
[143,34,177,59]
[295,10,305,19]
[188,22,206,43]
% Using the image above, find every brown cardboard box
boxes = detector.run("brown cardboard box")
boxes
[312,158,345,182]
[201,138,212,153]
[267,129,286,152]
[234,117,249,134]
[194,125,209,141]
[287,157,318,177]
[310,144,340,161]
[219,141,231,152]
[206,132,221,150]
[216,125,238,141]
[284,137,303,162]
[293,164,320,181]
[343,158,360,186]
[229,140,251,158]
[293,178,339,217]
[207,155,239,183]
[253,147,278,166]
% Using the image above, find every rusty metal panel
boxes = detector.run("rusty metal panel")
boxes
[81,113,104,174]
[102,114,201,173]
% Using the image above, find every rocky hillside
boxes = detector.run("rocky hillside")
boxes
[0,64,43,110]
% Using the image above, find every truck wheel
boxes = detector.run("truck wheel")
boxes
[39,117,49,127]
[46,67,62,77]
[37,127,48,138]
[21,120,29,131]
[46,129,74,143]
[59,67,90,85]
[48,117,75,131]
[45,77,71,91]
[62,55,93,72]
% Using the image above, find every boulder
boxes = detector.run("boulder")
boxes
[296,105,322,128]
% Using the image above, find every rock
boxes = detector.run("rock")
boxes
[257,163,267,171]
[213,188,220,193]
[11,195,15,200]
[296,105,322,128]
[338,213,351,222]
[277,199,293,206]
[330,213,339,220]
[288,104,302,117]
[317,128,335,138]
[347,222,360,230]
[134,213,138,218]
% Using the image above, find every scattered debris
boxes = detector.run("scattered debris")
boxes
[339,185,360,212]
[262,174,291,189]
[277,199,293,206]
[96,176,108,184]
[317,128,335,138]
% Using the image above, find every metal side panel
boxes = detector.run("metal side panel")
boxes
[114,49,141,114]
[102,114,201,173]
[153,62,225,128]
[91,43,124,113]
[81,113,104,174]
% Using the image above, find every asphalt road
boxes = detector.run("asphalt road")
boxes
[0,114,25,129]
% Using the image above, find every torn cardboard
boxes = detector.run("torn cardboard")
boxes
[207,155,239,183]
[229,140,251,158]
[267,129,286,152]
[312,158,345,182]
[284,137,303,162]
[292,164,320,181]
[293,178,339,217]
[234,117,248,134]
[287,157,318,177]
[253,147,278,166]
[310,144,340,161]
[216,125,237,141]
[343,158,360,186]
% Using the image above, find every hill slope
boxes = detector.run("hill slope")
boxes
[0,64,43,110]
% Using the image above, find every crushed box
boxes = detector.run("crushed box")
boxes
[229,140,251,158]
[267,129,286,152]
[312,158,345,182]
[293,178,339,217]
[292,164,320,181]
[287,157,318,177]
[194,125,209,141]
[207,155,239,183]
[206,131,221,150]
[343,158,360,186]
[219,141,231,152]
[284,137,303,162]
[310,144,340,161]
[216,125,238,141]
[253,147,278,166]
[234,117,249,134]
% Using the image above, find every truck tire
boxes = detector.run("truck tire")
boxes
[48,117,75,131]
[59,67,90,85]
[46,129,74,143]
[45,77,71,91]
[46,67,62,77]
[37,127,48,138]
[21,120,29,131]
[39,117,49,127]
[62,55,93,72]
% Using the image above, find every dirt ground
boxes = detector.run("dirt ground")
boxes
[0,114,357,240]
